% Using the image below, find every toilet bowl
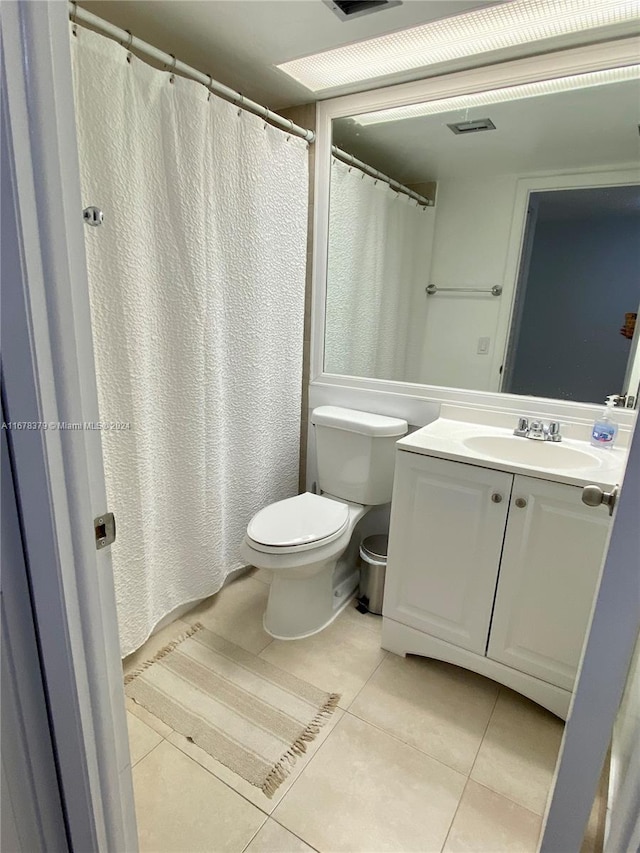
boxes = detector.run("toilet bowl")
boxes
[240,406,408,640]
[240,492,369,639]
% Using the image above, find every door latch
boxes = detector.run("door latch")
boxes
[581,484,619,516]
[94,512,116,549]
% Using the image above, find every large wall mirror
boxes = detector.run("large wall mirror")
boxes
[324,65,640,406]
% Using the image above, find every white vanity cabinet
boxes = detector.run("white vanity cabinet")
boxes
[382,452,512,655]
[487,474,610,691]
[383,449,612,717]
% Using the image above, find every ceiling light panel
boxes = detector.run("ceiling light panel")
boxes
[277,0,640,91]
[352,65,640,125]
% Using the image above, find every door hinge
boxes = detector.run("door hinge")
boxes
[83,206,104,226]
[94,512,116,549]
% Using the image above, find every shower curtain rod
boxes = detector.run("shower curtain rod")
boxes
[331,146,433,207]
[68,2,315,143]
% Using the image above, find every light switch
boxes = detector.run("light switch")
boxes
[477,336,490,355]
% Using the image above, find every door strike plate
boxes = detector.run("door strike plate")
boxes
[94,512,116,549]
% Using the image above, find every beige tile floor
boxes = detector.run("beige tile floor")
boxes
[124,571,575,853]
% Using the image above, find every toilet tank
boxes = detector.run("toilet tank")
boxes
[310,407,408,505]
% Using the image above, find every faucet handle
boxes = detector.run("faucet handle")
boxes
[514,417,529,437]
[528,420,546,439]
[548,421,562,442]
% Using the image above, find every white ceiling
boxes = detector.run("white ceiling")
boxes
[332,79,640,182]
[79,0,503,108]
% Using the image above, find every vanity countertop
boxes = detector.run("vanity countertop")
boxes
[397,417,628,489]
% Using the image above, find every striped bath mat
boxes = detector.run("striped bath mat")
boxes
[125,623,339,797]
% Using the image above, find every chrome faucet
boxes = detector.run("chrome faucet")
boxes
[527,420,546,440]
[513,418,562,442]
[547,421,562,442]
[514,417,529,437]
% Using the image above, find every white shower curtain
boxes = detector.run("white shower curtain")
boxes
[325,158,431,380]
[71,27,308,656]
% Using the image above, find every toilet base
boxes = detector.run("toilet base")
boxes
[263,587,357,641]
[263,560,359,641]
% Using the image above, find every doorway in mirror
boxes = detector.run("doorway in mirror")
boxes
[502,184,640,404]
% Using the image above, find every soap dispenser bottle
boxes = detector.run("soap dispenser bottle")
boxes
[590,395,619,449]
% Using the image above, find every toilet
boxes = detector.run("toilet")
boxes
[240,406,408,640]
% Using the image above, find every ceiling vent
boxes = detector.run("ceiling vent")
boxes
[324,0,402,22]
[447,118,496,135]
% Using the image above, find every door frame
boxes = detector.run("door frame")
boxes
[621,296,640,404]
[2,3,136,850]
[500,194,539,394]
[3,3,639,850]
[1,402,69,852]
[541,413,640,851]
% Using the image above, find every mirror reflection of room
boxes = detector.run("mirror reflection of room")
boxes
[327,71,640,405]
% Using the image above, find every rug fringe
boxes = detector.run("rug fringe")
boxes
[261,692,341,798]
[124,622,204,684]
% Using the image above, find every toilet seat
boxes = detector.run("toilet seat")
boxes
[246,493,350,554]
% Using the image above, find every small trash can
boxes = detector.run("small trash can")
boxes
[357,534,388,615]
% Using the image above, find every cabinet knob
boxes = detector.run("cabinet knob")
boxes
[515,497,527,508]
[491,493,503,503]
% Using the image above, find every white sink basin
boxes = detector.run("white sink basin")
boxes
[463,435,601,470]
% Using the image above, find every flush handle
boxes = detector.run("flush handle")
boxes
[582,484,619,517]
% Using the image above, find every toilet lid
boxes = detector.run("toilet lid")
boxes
[247,493,349,548]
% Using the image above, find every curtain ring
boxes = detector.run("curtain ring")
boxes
[168,53,177,83]
[237,93,244,117]
[70,1,78,36]
[285,118,295,142]
[123,29,133,62]
[207,74,213,101]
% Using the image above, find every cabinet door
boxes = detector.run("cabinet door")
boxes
[488,475,611,691]
[384,451,512,654]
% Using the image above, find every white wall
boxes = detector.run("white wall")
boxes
[409,175,518,391]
